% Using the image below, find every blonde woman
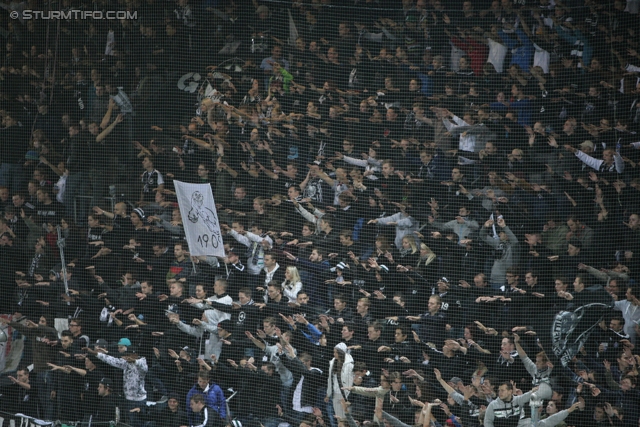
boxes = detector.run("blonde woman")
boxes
[282,265,303,302]
[397,235,419,266]
[416,243,439,283]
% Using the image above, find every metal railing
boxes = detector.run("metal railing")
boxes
[0,409,133,427]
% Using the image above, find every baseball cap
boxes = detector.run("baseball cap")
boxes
[117,338,132,347]
[100,377,112,388]
[450,377,463,385]
[218,319,232,331]
[95,339,108,347]
[181,346,196,358]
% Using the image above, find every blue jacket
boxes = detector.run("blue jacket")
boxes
[499,28,534,72]
[296,257,331,307]
[186,383,226,425]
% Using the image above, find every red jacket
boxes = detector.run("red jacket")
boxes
[451,37,489,76]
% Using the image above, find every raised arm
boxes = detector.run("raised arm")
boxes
[184,135,216,150]
[381,411,414,427]
[39,155,65,177]
[257,162,279,180]
[96,352,127,369]
[433,368,456,395]
[421,403,433,427]
[513,333,528,360]
[293,202,321,224]
[96,114,123,142]
[100,98,116,129]
[310,166,335,187]
[228,229,253,248]
[245,330,267,350]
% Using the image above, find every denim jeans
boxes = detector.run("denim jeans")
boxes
[36,370,55,420]
[124,398,147,427]
[63,171,89,224]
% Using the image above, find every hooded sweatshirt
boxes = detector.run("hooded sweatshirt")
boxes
[484,389,534,427]
[175,306,231,358]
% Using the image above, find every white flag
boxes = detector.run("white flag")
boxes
[174,181,225,257]
[288,9,299,46]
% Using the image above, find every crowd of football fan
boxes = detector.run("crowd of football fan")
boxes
[1,0,640,426]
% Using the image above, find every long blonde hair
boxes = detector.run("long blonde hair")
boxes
[402,235,418,254]
[284,266,301,289]
[419,243,437,266]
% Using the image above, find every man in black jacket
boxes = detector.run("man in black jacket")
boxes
[142,393,188,427]
[282,343,325,427]
[133,280,164,328]
[148,394,188,427]
[262,281,291,317]
[146,241,174,295]
[257,253,286,296]
[189,394,223,427]
[213,319,246,390]
[211,248,248,298]
[238,361,283,427]
[378,326,422,369]
[1,369,40,418]
[63,122,92,222]
[94,377,118,423]
[208,287,262,338]
[325,294,354,324]
[0,113,29,193]
[284,249,332,309]
[361,322,389,376]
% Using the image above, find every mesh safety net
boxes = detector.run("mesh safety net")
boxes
[0,1,640,427]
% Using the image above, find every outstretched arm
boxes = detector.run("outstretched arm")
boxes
[96,114,123,142]
[256,162,279,180]
[513,333,528,360]
[433,368,456,395]
[310,166,335,187]
[39,155,65,177]
[100,98,116,129]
